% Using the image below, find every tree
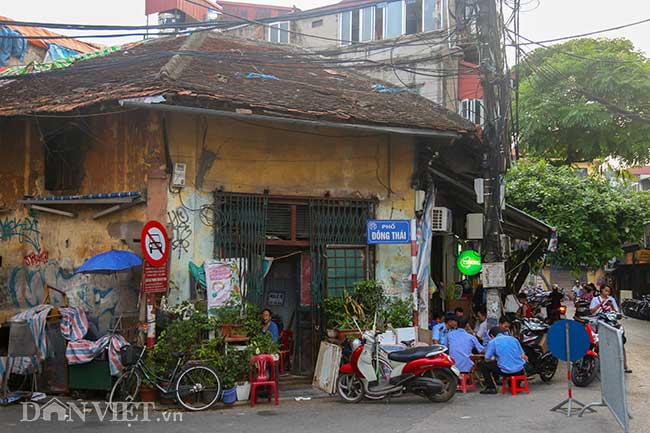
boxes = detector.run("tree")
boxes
[518,38,650,164]
[506,160,650,271]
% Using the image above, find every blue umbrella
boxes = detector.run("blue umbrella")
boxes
[76,250,142,273]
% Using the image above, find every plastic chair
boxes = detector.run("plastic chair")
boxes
[250,354,278,407]
[502,375,529,395]
[457,372,477,393]
[278,330,293,374]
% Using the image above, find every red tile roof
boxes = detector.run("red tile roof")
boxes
[0,16,98,54]
[0,32,477,136]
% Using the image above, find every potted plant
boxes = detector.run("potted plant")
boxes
[221,371,237,405]
[139,377,156,402]
[234,351,251,401]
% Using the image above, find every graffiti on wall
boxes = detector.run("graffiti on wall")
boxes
[0,262,137,334]
[168,207,192,258]
[24,250,49,266]
[0,216,41,251]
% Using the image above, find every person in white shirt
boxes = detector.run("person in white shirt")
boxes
[590,284,630,373]
[474,308,489,343]
[589,285,619,314]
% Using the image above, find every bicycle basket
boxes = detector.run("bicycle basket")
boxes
[120,345,142,366]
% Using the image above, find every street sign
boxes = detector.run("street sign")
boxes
[457,250,482,276]
[140,220,169,267]
[367,219,410,244]
[547,320,590,362]
[142,261,168,293]
[481,262,506,287]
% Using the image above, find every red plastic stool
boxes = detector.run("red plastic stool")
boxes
[502,375,529,395]
[457,373,477,393]
[249,354,279,407]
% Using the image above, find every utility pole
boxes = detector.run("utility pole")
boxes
[476,0,510,324]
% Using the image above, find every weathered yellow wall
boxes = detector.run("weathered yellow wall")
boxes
[164,113,415,301]
[0,112,164,329]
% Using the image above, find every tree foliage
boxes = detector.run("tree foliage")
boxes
[506,160,650,270]
[518,38,650,164]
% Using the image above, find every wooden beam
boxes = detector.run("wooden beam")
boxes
[30,205,76,218]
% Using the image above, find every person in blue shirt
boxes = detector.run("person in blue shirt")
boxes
[447,317,484,373]
[482,316,512,345]
[433,314,457,346]
[429,311,444,331]
[262,308,279,343]
[479,326,528,394]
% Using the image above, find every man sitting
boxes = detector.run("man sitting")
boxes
[479,326,528,394]
[447,317,484,373]
[482,316,512,345]
[433,314,457,346]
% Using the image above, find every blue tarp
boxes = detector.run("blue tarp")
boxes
[0,26,27,66]
[76,250,142,273]
[45,43,80,62]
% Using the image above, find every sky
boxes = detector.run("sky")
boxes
[1,0,649,55]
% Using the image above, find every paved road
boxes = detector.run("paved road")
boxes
[2,315,647,433]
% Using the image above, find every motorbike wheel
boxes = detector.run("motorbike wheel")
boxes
[572,356,599,387]
[337,373,364,403]
[422,369,458,402]
[539,355,559,382]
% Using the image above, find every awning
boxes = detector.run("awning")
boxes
[18,191,145,219]
[429,167,553,240]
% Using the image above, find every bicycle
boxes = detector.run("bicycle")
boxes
[108,345,221,411]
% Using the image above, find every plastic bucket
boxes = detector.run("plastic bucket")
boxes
[222,387,237,405]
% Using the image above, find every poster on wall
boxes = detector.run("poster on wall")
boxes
[205,260,234,308]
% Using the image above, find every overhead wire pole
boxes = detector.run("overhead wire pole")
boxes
[476,0,510,324]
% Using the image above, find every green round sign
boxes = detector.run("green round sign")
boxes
[457,250,482,276]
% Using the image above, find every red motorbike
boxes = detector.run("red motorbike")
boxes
[337,330,460,403]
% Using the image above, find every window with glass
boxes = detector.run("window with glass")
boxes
[268,21,290,44]
[459,99,483,125]
[384,1,404,38]
[326,247,368,297]
[422,0,442,32]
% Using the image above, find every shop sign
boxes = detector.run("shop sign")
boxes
[142,261,168,293]
[481,262,506,288]
[457,250,482,276]
[367,219,411,244]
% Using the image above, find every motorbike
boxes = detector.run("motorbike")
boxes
[337,329,460,403]
[571,311,623,387]
[518,317,558,382]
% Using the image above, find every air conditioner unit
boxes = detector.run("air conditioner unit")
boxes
[431,207,452,232]
[172,163,187,188]
[466,213,483,239]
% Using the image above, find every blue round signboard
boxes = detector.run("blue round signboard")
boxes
[547,319,590,362]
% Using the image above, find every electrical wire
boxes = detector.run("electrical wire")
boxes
[516,17,650,46]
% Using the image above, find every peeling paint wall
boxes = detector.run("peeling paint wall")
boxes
[164,113,415,302]
[0,112,165,331]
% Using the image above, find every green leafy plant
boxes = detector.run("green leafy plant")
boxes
[324,296,347,330]
[384,299,414,328]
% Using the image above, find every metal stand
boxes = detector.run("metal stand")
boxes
[550,322,595,417]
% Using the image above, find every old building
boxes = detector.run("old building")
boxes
[0,16,98,69]
[0,31,546,370]
[223,0,482,117]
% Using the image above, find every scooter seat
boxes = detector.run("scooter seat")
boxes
[388,346,442,363]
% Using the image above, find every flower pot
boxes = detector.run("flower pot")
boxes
[140,386,156,402]
[222,387,237,405]
[235,382,250,401]
[220,324,245,338]
[326,329,339,338]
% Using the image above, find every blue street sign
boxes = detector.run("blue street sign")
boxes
[547,319,590,362]
[367,219,411,244]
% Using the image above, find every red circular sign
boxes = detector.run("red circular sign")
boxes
[141,220,169,267]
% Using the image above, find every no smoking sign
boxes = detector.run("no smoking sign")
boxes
[141,220,169,267]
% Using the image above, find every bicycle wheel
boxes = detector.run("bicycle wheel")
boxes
[108,368,141,412]
[175,364,221,411]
